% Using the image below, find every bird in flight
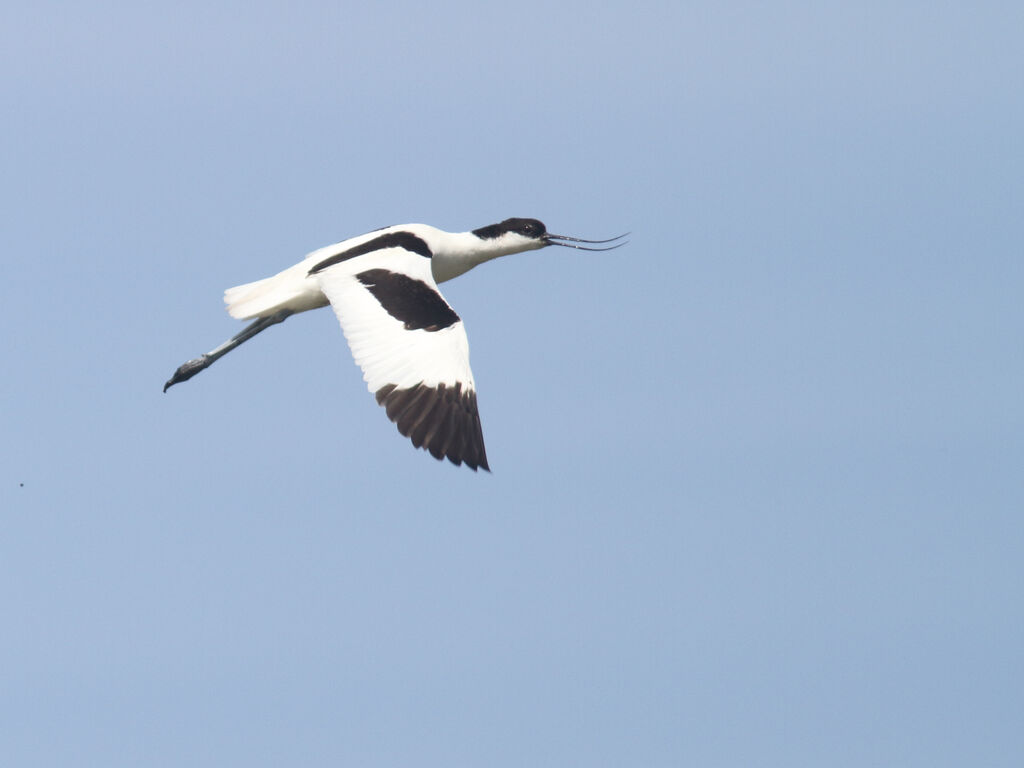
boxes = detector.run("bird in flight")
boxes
[164,217,626,471]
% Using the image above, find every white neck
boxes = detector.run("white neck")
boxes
[430,230,544,284]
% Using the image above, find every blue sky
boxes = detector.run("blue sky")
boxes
[3,2,1022,765]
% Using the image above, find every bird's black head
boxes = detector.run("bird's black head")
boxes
[472,217,629,252]
[471,218,547,241]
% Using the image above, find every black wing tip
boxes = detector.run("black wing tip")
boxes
[376,382,489,471]
[448,447,490,472]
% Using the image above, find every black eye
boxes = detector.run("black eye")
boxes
[510,218,546,238]
[472,218,548,240]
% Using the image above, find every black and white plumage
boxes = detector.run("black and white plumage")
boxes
[164,218,626,471]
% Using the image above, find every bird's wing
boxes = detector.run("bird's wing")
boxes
[312,240,489,471]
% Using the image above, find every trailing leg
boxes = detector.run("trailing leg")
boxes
[163,309,294,392]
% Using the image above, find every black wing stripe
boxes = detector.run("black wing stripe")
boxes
[355,269,460,332]
[308,231,432,275]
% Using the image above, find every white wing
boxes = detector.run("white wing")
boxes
[313,237,489,471]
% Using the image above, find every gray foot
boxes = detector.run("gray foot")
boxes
[163,355,211,392]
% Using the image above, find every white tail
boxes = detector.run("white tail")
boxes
[223,276,280,319]
[223,262,327,319]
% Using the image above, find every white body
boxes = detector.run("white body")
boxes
[223,224,544,321]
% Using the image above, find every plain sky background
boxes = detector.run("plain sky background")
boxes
[3,1,1022,765]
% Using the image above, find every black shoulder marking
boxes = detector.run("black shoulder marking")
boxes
[308,231,432,275]
[376,382,489,471]
[356,268,460,332]
[472,217,546,240]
